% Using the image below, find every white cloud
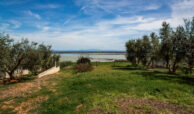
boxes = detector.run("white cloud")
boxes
[0,24,10,31]
[166,0,194,27]
[6,0,194,50]
[35,4,61,9]
[145,4,161,10]
[76,0,133,14]
[26,10,41,19]
[76,0,162,15]
[42,26,50,31]
[11,16,160,50]
[9,20,21,29]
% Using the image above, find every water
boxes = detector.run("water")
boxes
[59,53,126,62]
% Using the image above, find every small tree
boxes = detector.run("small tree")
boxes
[22,42,42,74]
[77,57,91,64]
[160,22,173,69]
[0,33,13,78]
[2,39,31,79]
[169,26,186,73]
[38,44,52,70]
[184,17,194,75]
[74,57,92,73]
[150,32,160,67]
[0,33,60,80]
[140,35,152,67]
[126,40,138,66]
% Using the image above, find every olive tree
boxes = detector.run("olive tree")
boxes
[169,26,187,73]
[150,32,160,67]
[160,22,173,69]
[1,39,32,79]
[140,35,152,67]
[0,33,60,80]
[184,17,194,74]
[126,40,138,66]
[0,33,13,74]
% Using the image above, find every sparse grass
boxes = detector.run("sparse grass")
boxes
[0,62,193,113]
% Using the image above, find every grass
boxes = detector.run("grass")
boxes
[0,62,193,113]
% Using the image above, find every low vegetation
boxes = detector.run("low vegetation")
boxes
[74,57,93,73]
[0,62,193,113]
[60,61,72,68]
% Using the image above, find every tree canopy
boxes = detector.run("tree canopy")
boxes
[126,17,194,74]
[0,33,60,80]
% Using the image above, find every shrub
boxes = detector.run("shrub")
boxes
[74,57,92,73]
[74,63,93,73]
[60,61,72,68]
[77,57,91,64]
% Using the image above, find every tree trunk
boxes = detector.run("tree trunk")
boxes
[151,60,154,68]
[172,62,177,73]
[166,60,169,69]
[8,72,15,80]
[168,64,171,73]
[189,65,192,76]
[165,56,169,69]
[132,59,137,66]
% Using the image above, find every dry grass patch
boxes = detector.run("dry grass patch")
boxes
[13,96,48,114]
[116,98,193,114]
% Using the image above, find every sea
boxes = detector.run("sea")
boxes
[58,52,126,62]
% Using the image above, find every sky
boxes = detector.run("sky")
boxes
[0,0,194,51]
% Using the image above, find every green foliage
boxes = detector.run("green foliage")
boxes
[74,63,93,73]
[0,33,13,72]
[141,35,152,66]
[126,35,152,67]
[126,17,194,74]
[159,21,173,68]
[60,61,72,68]
[77,57,91,64]
[184,17,194,74]
[0,33,60,79]
[74,57,93,72]
[126,40,137,66]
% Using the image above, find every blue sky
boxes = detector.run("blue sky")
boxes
[0,0,193,50]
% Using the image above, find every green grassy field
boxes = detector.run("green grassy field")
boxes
[0,62,193,113]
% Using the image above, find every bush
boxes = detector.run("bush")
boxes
[77,57,91,64]
[60,61,72,68]
[74,57,92,73]
[74,63,93,73]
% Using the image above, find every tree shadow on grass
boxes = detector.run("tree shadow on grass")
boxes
[112,65,194,86]
[131,71,194,86]
[0,75,36,85]
[112,65,142,71]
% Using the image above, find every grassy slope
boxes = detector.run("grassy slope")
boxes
[0,62,194,113]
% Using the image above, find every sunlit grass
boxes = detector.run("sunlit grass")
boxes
[0,62,193,113]
[37,62,194,113]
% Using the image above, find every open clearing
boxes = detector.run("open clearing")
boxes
[0,62,193,114]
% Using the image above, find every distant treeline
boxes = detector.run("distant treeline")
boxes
[126,17,194,74]
[0,33,60,80]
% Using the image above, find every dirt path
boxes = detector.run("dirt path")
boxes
[0,73,59,114]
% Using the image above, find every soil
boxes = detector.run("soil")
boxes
[0,74,58,114]
[88,98,194,114]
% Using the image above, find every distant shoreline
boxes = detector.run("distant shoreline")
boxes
[53,51,126,55]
